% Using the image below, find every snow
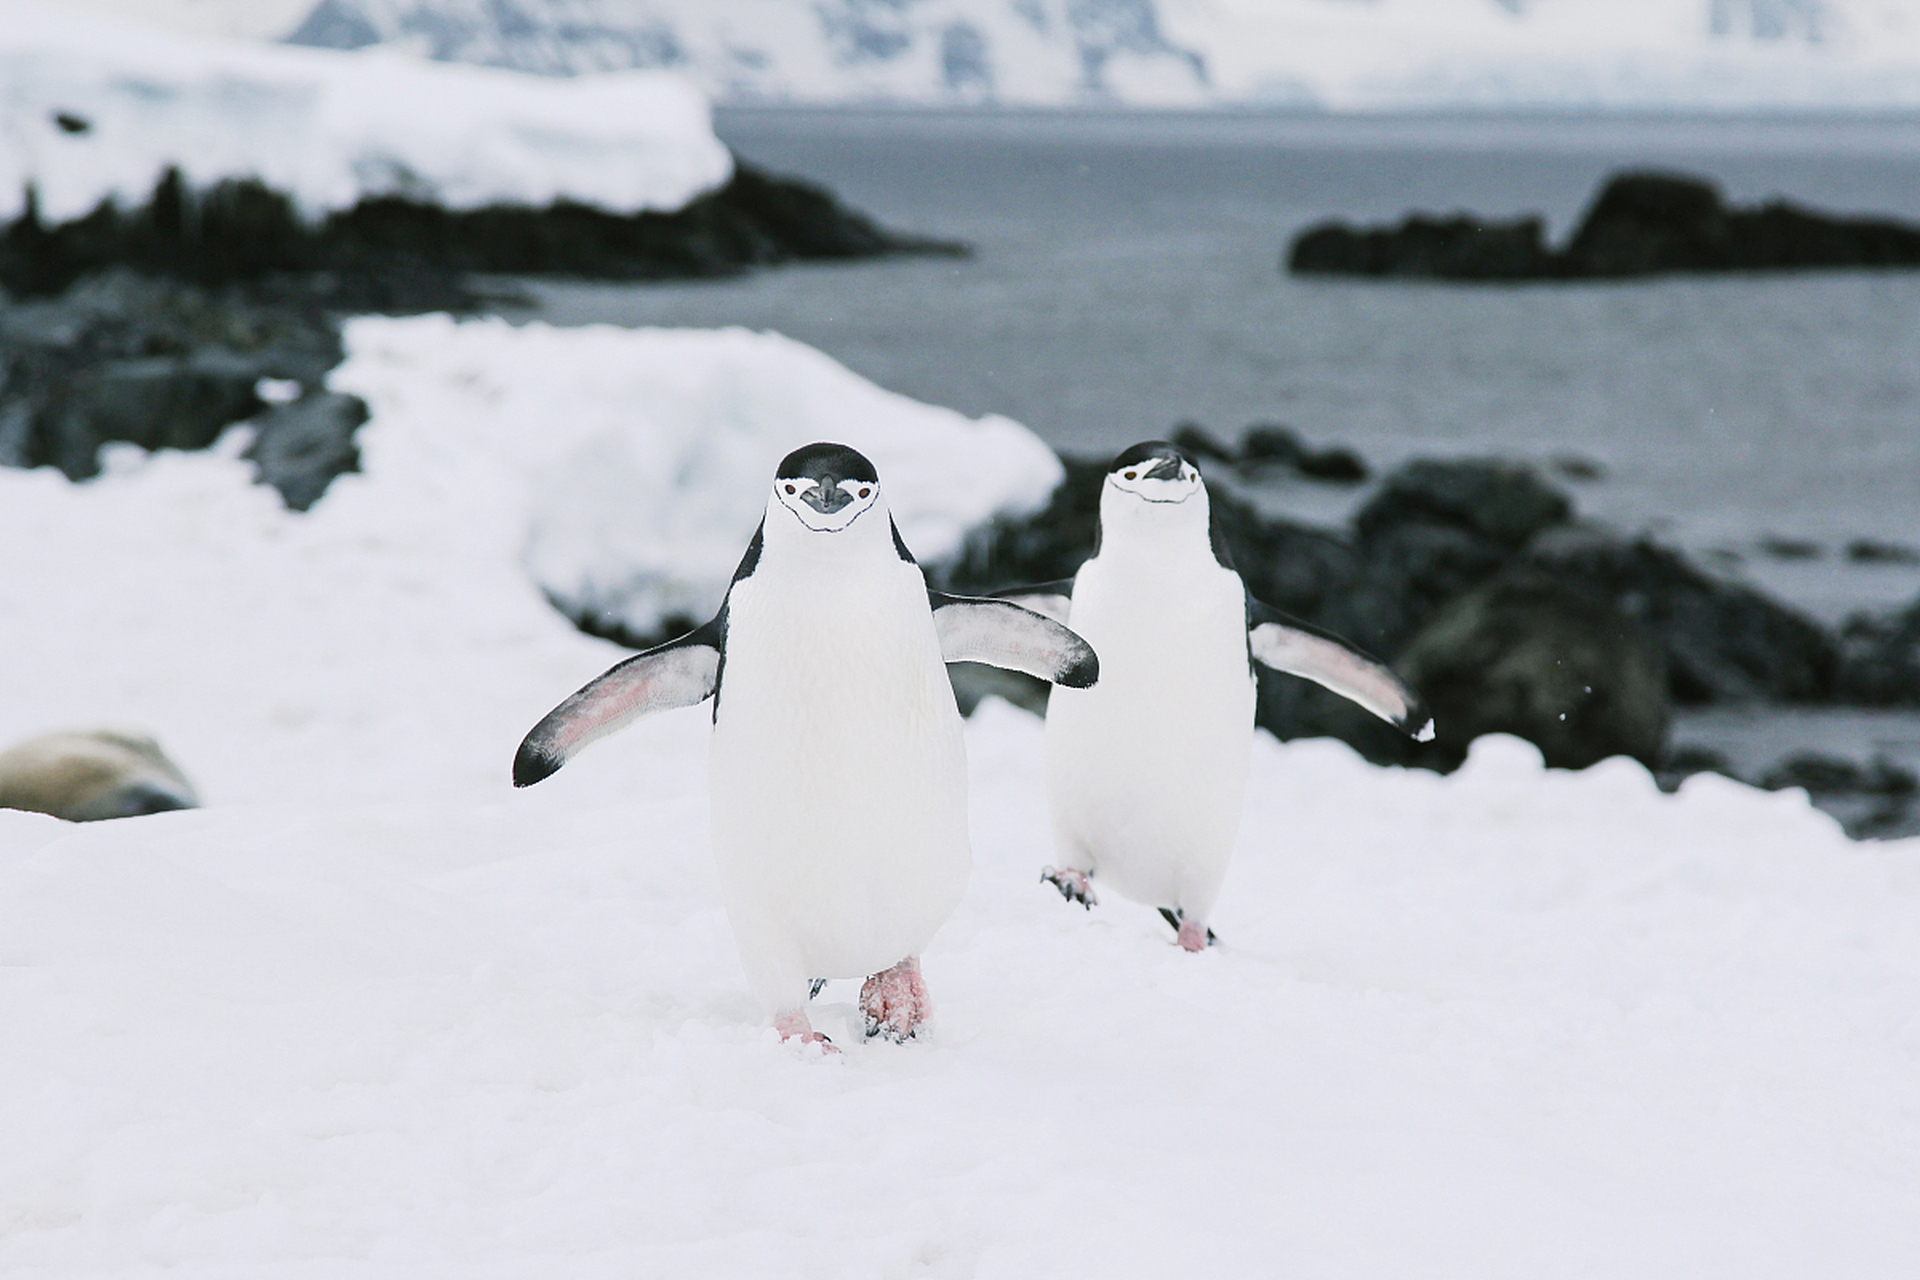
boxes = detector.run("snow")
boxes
[65,0,1920,111]
[328,315,1064,639]
[3,317,1919,1275]
[0,3,731,224]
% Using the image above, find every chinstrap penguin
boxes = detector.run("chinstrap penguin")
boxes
[515,443,1099,1048]
[1001,441,1431,952]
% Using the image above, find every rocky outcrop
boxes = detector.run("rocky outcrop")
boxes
[1391,571,1669,771]
[1288,170,1920,281]
[1,160,969,303]
[0,270,361,507]
[1522,529,1838,704]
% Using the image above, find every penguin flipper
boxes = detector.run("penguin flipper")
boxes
[1246,599,1433,741]
[928,591,1098,688]
[514,621,723,786]
[989,579,1076,625]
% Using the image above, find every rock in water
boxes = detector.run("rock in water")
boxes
[1286,169,1920,280]
[0,729,201,822]
[1393,572,1670,771]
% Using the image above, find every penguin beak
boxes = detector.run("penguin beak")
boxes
[799,479,852,515]
[1144,456,1185,482]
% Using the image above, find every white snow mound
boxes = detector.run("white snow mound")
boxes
[329,315,1065,639]
[0,3,732,224]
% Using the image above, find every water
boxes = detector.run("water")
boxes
[499,108,1920,812]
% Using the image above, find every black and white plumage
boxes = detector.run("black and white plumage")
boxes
[1003,441,1430,952]
[515,442,1098,1045]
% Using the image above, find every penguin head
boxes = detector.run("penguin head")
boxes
[1098,441,1211,551]
[1105,441,1204,505]
[768,442,886,537]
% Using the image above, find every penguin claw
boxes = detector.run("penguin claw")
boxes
[1042,866,1097,908]
[860,957,931,1042]
[774,1010,840,1054]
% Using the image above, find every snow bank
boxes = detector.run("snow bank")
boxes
[2,317,1917,1274]
[0,3,731,224]
[328,315,1064,639]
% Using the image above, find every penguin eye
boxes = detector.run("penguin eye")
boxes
[784,483,796,494]
[1123,470,1137,480]
[858,487,871,498]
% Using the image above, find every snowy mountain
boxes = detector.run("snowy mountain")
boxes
[236,0,1920,109]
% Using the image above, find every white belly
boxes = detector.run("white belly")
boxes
[1044,555,1255,914]
[708,562,970,1006]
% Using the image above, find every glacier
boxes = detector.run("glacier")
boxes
[61,0,1920,110]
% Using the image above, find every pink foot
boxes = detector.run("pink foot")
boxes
[773,1009,840,1054]
[860,956,931,1042]
[1042,866,1097,908]
[1159,906,1217,951]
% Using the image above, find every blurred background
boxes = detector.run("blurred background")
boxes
[8,0,1920,833]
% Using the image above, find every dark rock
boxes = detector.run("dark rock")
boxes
[1760,751,1918,797]
[1347,460,1575,644]
[1355,517,1512,644]
[1550,454,1606,482]
[1168,421,1234,466]
[1285,169,1920,281]
[1237,423,1306,467]
[244,391,370,511]
[1,269,342,482]
[1846,538,1920,565]
[1,159,969,302]
[1525,528,1838,704]
[44,351,264,475]
[1836,594,1920,706]
[1169,421,1370,484]
[1294,445,1368,483]
[1289,213,1555,280]
[1355,458,1572,551]
[1391,570,1670,771]
[1759,535,1823,560]
[1565,171,1920,276]
[1558,171,1734,277]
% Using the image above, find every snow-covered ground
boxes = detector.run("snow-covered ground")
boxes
[0,4,730,224]
[58,0,1920,111]
[3,317,1918,1275]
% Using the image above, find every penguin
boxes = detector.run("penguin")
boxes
[1000,441,1431,952]
[514,443,1098,1047]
